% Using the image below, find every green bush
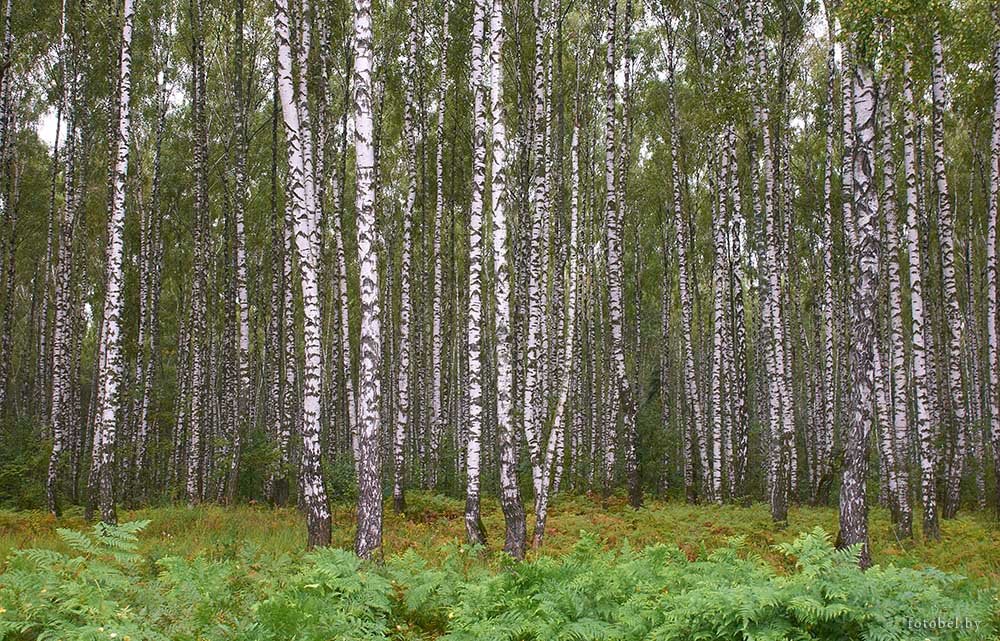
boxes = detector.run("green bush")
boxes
[0,420,47,510]
[0,522,995,640]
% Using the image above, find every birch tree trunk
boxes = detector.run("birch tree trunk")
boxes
[667,28,704,503]
[464,0,489,548]
[987,18,1000,517]
[393,2,418,515]
[352,0,384,560]
[819,10,836,505]
[903,57,939,540]
[930,31,968,520]
[490,0,526,558]
[93,0,136,525]
[229,0,251,503]
[534,118,580,548]
[838,59,877,571]
[274,0,331,549]
[711,137,729,504]
[879,79,912,538]
[428,1,449,490]
[47,0,77,517]
[187,0,208,507]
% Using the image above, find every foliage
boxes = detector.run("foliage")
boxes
[0,517,995,640]
[0,420,47,511]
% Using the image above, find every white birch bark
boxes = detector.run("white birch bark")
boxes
[352,0,384,559]
[930,31,968,519]
[535,120,579,548]
[987,19,1000,516]
[879,79,912,537]
[429,1,449,489]
[393,4,418,515]
[274,0,331,548]
[47,0,77,517]
[819,12,836,503]
[464,0,488,547]
[93,0,136,525]
[490,0,526,557]
[903,57,939,540]
[839,60,877,570]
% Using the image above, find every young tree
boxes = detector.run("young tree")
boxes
[393,0,418,515]
[878,78,912,538]
[92,0,137,525]
[903,56,939,540]
[930,30,967,520]
[988,12,1000,517]
[464,0,489,548]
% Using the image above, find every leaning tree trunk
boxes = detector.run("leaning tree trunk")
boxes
[839,59,878,571]
[93,0,137,525]
[274,0,331,549]
[534,118,580,548]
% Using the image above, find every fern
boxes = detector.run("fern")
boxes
[0,525,995,640]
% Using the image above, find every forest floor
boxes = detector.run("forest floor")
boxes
[2,492,998,583]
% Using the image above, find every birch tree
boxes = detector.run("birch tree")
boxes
[879,78,911,538]
[490,0,526,558]
[92,0,137,525]
[274,0,331,549]
[464,0,489,547]
[902,56,938,540]
[930,30,967,520]
[839,56,877,571]
[352,0,384,560]
[393,0,418,515]
[988,12,1000,517]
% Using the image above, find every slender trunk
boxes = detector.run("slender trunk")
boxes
[930,31,967,520]
[352,0,384,559]
[819,13,836,505]
[879,78,912,537]
[902,57,939,540]
[393,3,418,514]
[490,0,526,557]
[463,0,488,547]
[534,120,580,547]
[987,16,1000,518]
[93,0,136,525]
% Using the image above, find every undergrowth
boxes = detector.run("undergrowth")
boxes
[0,518,995,640]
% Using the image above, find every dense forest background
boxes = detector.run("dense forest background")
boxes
[0,0,997,563]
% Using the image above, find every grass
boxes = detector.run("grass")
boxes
[2,492,997,583]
